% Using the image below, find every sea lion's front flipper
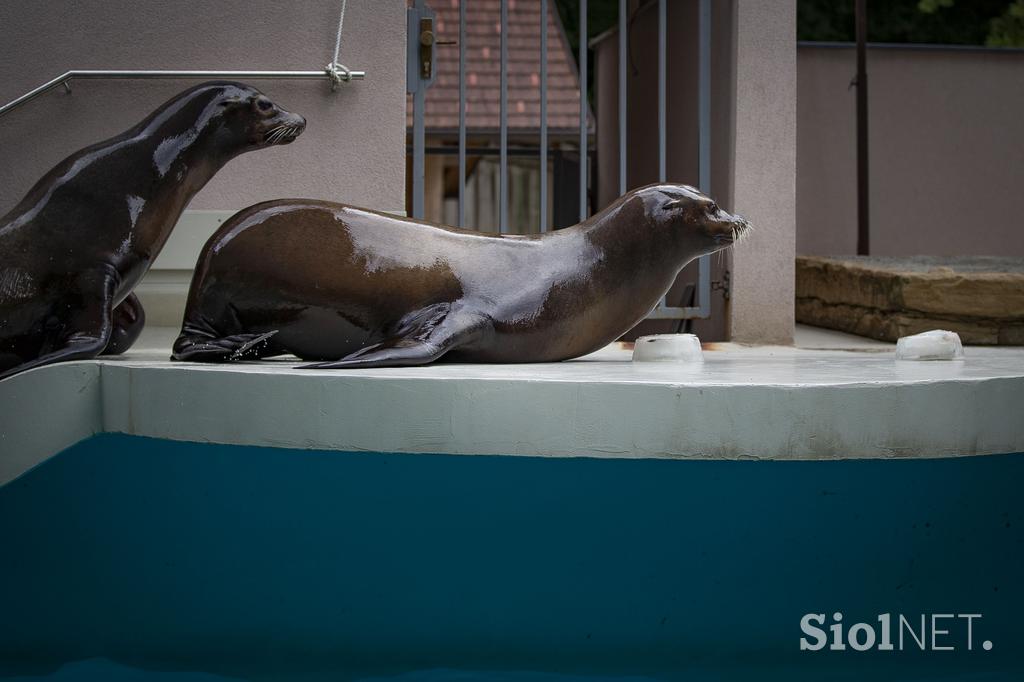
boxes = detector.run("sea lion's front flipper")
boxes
[171,330,279,363]
[299,304,490,370]
[102,293,146,356]
[0,269,117,382]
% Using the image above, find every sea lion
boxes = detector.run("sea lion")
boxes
[0,81,306,381]
[172,184,749,368]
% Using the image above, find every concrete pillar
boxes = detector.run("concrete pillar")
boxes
[728,0,797,344]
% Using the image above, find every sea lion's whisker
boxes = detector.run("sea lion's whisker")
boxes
[264,125,288,142]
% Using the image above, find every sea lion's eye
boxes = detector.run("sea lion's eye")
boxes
[707,202,718,214]
[257,100,273,111]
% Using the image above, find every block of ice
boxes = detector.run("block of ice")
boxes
[895,330,965,361]
[632,334,704,362]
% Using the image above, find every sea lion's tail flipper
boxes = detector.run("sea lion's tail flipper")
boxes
[171,329,278,363]
[298,304,490,370]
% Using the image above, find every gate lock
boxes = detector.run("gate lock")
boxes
[419,17,456,80]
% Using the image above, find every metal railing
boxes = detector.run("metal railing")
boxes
[408,0,712,320]
[0,68,365,119]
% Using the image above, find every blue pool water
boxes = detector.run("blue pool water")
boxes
[1,434,1022,680]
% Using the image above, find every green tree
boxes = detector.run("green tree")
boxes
[554,0,621,104]
[984,0,1024,46]
[798,0,1024,46]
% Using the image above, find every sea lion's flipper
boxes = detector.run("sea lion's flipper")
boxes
[0,269,116,381]
[171,329,279,363]
[299,304,490,370]
[103,293,146,356]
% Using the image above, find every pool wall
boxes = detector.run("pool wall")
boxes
[1,434,1021,680]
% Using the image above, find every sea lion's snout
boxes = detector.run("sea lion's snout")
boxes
[706,208,752,246]
[260,105,306,146]
[263,112,306,146]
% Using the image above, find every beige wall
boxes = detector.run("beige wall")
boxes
[798,44,1024,257]
[0,0,407,213]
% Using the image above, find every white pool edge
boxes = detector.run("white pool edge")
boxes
[2,346,1024,486]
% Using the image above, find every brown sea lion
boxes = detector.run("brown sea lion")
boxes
[0,81,305,381]
[172,184,749,368]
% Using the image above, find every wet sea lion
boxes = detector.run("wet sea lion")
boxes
[172,184,749,368]
[0,81,306,381]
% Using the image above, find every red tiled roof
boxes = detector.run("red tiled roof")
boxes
[407,0,593,135]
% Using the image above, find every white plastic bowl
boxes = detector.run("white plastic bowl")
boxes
[632,334,704,363]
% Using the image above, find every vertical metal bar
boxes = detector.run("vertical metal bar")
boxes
[651,0,669,315]
[413,96,425,218]
[697,0,711,317]
[411,2,425,220]
[618,0,627,195]
[855,0,870,255]
[657,0,666,183]
[578,0,587,221]
[499,0,509,233]
[540,0,548,232]
[458,0,467,228]
[698,0,710,194]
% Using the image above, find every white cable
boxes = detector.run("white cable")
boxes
[331,0,348,67]
[325,0,350,89]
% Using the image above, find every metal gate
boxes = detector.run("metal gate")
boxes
[407,0,712,321]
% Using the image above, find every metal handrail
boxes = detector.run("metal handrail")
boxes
[0,68,366,118]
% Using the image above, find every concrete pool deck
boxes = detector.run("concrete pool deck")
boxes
[1,326,1023,485]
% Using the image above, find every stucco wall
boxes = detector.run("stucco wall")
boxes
[798,44,1024,257]
[0,0,406,213]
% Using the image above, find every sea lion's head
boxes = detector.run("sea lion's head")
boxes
[640,184,751,256]
[161,82,306,155]
[210,82,307,150]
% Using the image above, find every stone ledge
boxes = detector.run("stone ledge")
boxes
[796,255,1024,343]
